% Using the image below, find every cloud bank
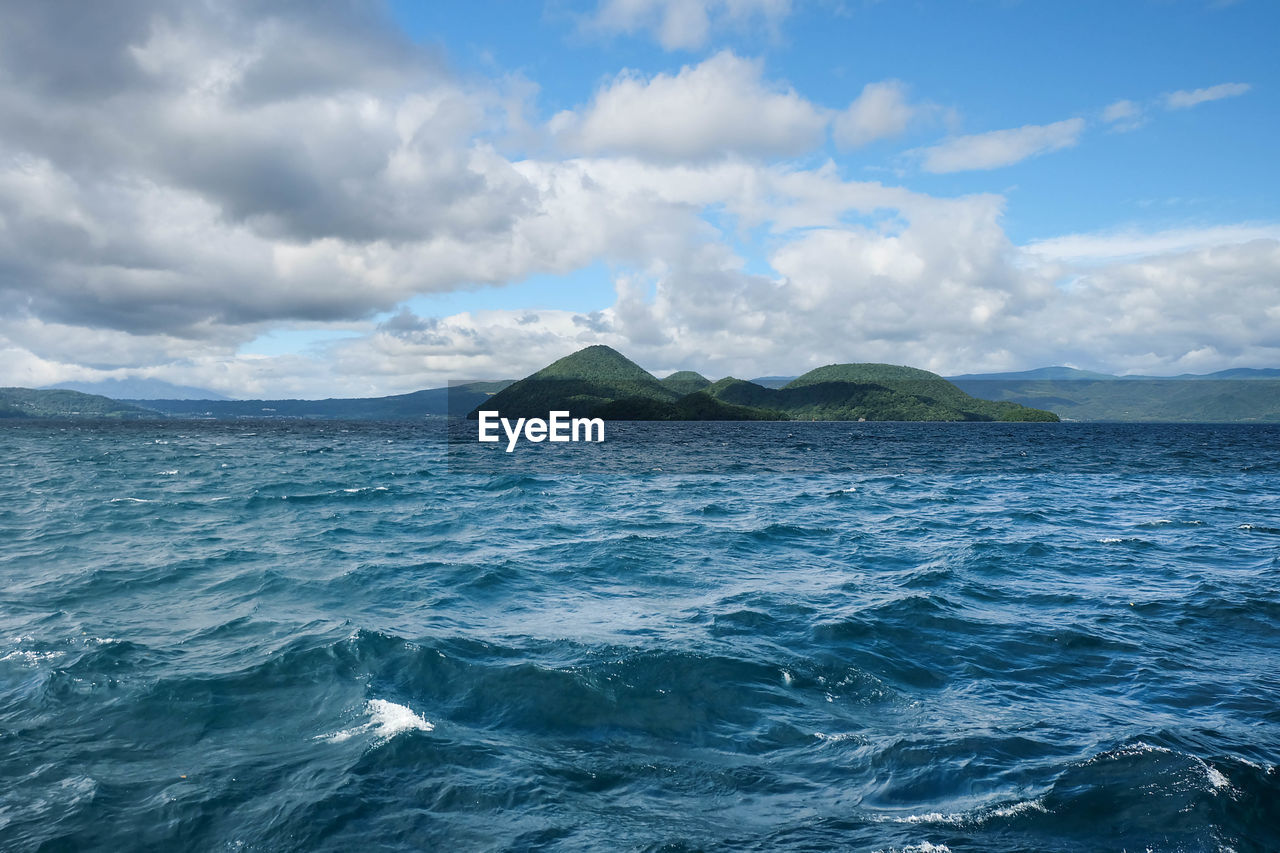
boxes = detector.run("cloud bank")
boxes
[0,2,1273,397]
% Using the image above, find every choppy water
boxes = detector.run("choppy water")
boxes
[1,420,1278,852]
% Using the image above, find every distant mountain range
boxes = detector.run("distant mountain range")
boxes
[128,381,510,420]
[946,369,1280,422]
[473,346,1059,422]
[0,387,153,419]
[43,378,230,400]
[947,366,1280,382]
[4,361,1278,422]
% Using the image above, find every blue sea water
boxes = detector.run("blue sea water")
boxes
[1,420,1278,852]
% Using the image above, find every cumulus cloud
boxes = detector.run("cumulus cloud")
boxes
[832,80,921,148]
[306,208,1280,387]
[1024,223,1280,264]
[915,118,1086,173]
[585,0,791,50]
[0,1,1275,396]
[1163,82,1251,110]
[550,52,827,160]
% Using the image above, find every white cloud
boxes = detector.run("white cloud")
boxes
[0,2,1276,396]
[1101,99,1145,131]
[586,0,791,50]
[1102,100,1139,123]
[915,118,1086,173]
[551,51,828,161]
[832,80,919,148]
[1024,223,1280,264]
[1163,82,1251,109]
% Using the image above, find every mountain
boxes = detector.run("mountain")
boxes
[45,378,230,400]
[472,346,784,420]
[708,365,1059,422]
[472,345,678,418]
[470,348,1058,422]
[660,371,712,395]
[0,388,154,419]
[133,381,511,420]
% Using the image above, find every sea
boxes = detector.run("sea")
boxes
[1,419,1277,852]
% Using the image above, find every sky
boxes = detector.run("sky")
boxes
[0,0,1277,398]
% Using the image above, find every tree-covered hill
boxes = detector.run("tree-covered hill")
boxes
[660,371,713,395]
[781,364,1059,421]
[472,345,680,419]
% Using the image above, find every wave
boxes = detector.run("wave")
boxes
[319,699,434,744]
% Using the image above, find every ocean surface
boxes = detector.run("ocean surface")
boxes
[1,419,1278,852]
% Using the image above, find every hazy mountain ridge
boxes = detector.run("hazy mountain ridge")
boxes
[45,378,230,400]
[6,361,1278,423]
[948,376,1280,422]
[129,382,512,420]
[0,388,153,419]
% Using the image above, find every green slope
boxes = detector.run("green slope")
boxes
[702,366,1057,422]
[660,370,712,395]
[782,364,1057,421]
[471,345,680,419]
[0,388,154,419]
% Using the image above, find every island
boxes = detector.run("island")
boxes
[469,345,1060,422]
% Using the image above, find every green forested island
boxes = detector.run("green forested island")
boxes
[471,346,1060,422]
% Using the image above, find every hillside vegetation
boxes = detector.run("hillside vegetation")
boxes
[660,371,713,395]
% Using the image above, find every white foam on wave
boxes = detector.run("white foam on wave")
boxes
[988,799,1048,818]
[109,497,153,503]
[874,797,1047,828]
[158,470,178,476]
[813,731,860,743]
[1205,765,1230,790]
[1088,740,1173,762]
[320,699,434,744]
[1,649,64,665]
[873,844,952,853]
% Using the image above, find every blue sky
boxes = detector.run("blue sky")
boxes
[0,0,1276,395]
[392,0,1275,243]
